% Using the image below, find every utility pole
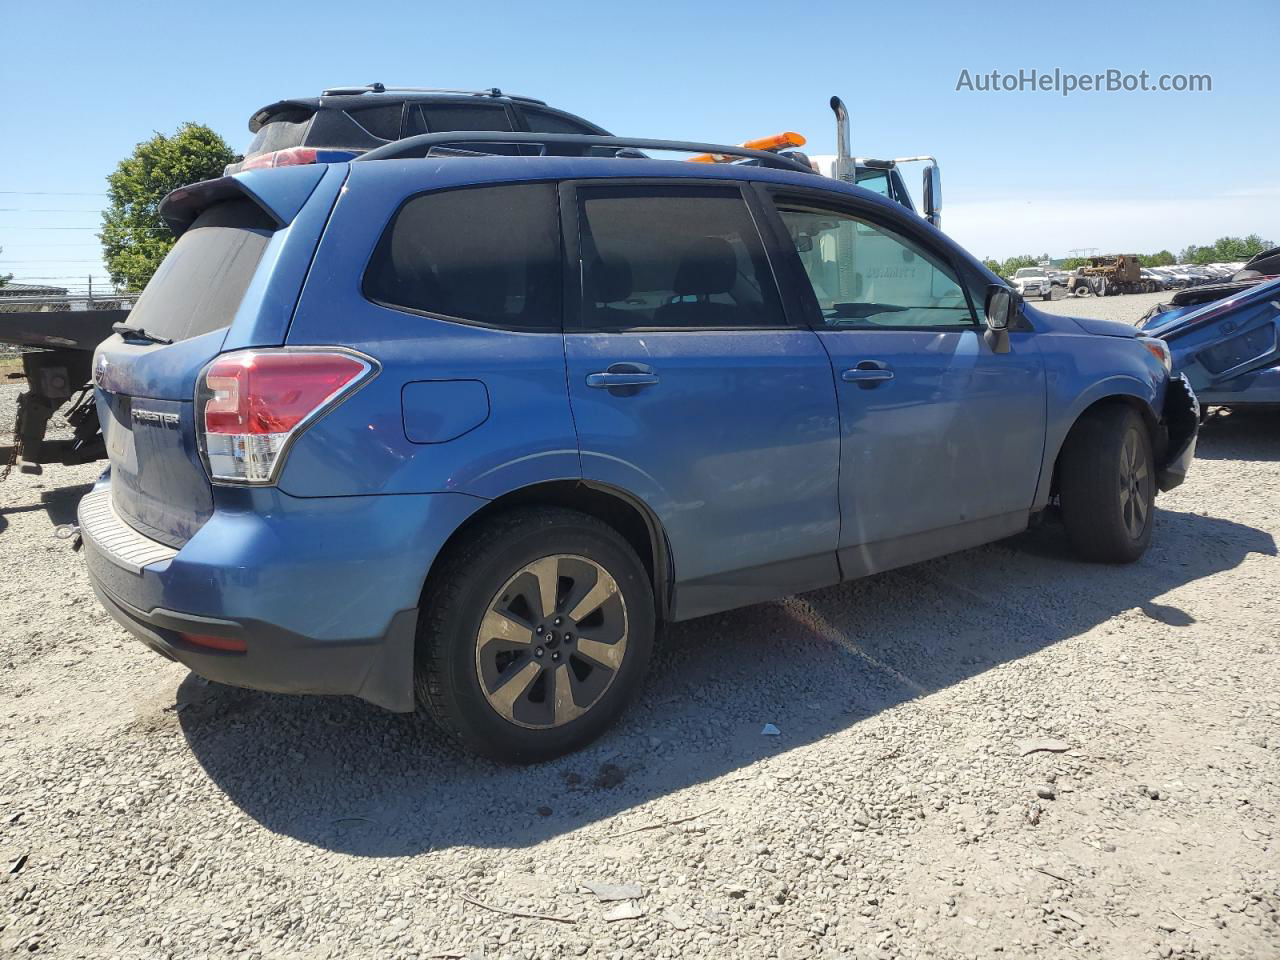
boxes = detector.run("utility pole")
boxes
[87,275,93,301]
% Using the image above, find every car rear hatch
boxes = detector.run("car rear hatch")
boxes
[1143,275,1280,392]
[93,163,346,547]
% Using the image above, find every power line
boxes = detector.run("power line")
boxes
[0,226,168,232]
[0,190,107,197]
[0,208,105,213]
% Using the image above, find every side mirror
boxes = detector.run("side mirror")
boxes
[923,165,942,229]
[985,284,1014,331]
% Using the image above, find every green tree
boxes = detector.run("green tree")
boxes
[1141,250,1176,267]
[100,123,236,290]
[981,257,1002,274]
[0,247,11,287]
[999,254,1039,276]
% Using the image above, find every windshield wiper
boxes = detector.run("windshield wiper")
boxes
[112,323,173,345]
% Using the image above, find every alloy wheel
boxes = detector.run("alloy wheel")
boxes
[475,554,629,729]
[1118,428,1150,539]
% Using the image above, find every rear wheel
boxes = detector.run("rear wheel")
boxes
[1059,406,1155,563]
[415,507,654,762]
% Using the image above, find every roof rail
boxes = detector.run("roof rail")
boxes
[320,83,546,104]
[356,132,818,174]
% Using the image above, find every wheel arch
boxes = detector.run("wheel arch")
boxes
[1044,390,1160,506]
[418,479,674,622]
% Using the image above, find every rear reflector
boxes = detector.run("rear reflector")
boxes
[196,349,376,484]
[181,633,248,653]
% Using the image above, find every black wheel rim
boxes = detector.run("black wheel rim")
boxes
[1119,428,1150,540]
[475,554,628,729]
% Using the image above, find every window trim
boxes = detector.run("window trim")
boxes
[560,178,803,335]
[754,183,982,333]
[360,180,566,334]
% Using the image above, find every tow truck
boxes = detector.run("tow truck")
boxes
[689,97,942,228]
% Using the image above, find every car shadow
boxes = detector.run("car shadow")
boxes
[1195,406,1280,462]
[0,481,92,536]
[179,506,1274,856]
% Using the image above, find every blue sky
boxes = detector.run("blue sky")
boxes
[2,0,1277,291]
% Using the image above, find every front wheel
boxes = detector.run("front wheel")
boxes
[1059,407,1156,563]
[416,507,654,762]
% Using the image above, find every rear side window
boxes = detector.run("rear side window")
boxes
[522,108,598,134]
[364,183,562,330]
[576,186,785,331]
[345,102,404,140]
[245,107,314,157]
[127,199,276,342]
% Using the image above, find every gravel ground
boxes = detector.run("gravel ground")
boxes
[1036,289,1168,326]
[1,334,1278,960]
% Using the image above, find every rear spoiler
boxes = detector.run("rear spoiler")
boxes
[249,99,317,132]
[158,164,331,237]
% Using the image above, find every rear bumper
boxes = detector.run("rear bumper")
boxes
[79,480,486,712]
[1158,374,1199,492]
[89,579,419,711]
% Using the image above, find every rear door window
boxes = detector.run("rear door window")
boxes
[522,107,599,134]
[576,186,786,331]
[363,183,562,331]
[345,102,404,140]
[406,102,514,134]
[125,199,276,342]
[405,102,519,154]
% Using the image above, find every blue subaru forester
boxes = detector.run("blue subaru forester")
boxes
[82,133,1199,761]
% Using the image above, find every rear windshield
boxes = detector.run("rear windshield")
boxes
[245,108,314,157]
[127,199,275,342]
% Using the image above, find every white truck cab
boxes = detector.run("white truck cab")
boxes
[1012,267,1054,301]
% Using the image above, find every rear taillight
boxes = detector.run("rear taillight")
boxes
[196,349,376,484]
[237,147,359,171]
[239,147,319,170]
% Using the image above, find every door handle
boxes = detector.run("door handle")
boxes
[842,361,894,385]
[586,363,659,390]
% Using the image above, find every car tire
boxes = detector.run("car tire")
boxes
[415,506,655,763]
[1059,406,1155,563]
[1042,288,1053,301]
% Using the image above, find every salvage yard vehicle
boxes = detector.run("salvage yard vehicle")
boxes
[1141,247,1280,324]
[225,82,611,173]
[1069,254,1146,296]
[1141,275,1280,407]
[0,298,120,476]
[1011,267,1053,301]
[79,125,1199,762]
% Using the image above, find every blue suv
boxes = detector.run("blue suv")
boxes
[82,134,1199,761]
